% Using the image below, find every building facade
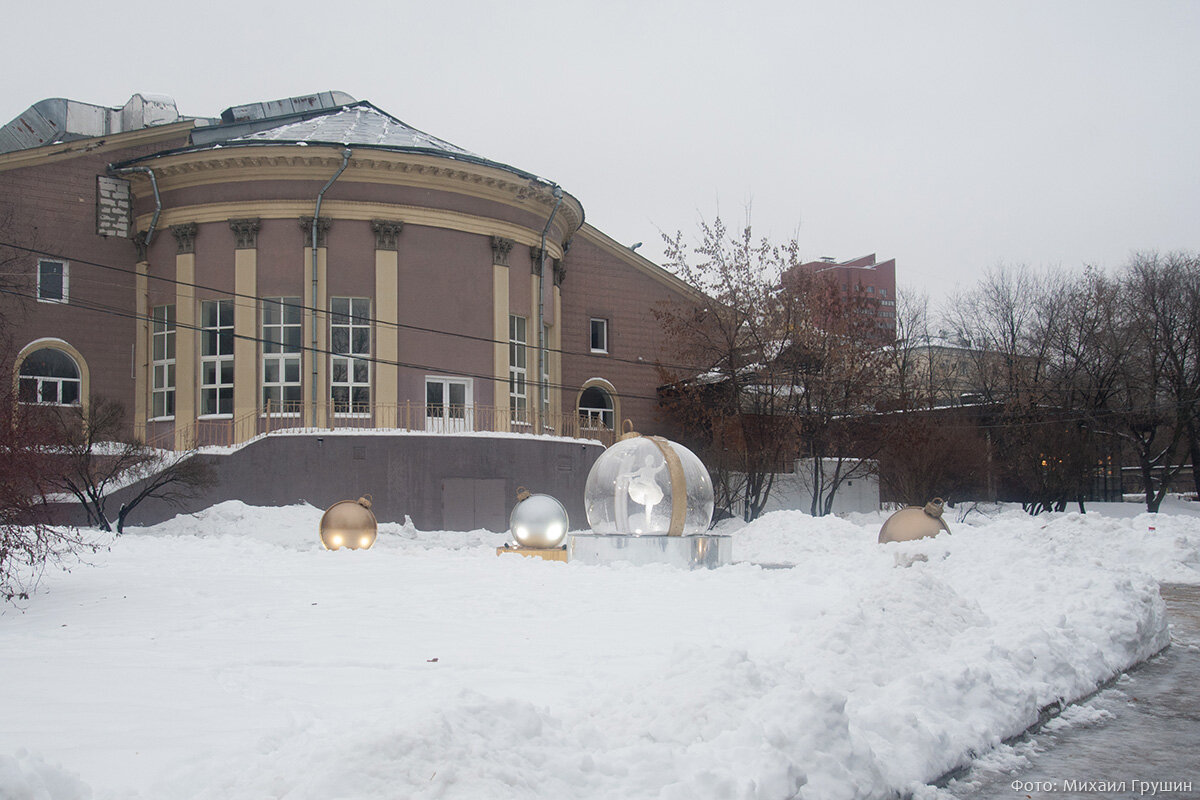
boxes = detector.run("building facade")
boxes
[785,253,897,339]
[0,92,700,456]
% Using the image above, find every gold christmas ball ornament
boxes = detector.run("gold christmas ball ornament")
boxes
[320,495,378,550]
[878,498,951,544]
[509,487,569,549]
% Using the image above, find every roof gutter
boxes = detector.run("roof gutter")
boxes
[107,164,162,247]
[537,184,564,430]
[311,148,352,421]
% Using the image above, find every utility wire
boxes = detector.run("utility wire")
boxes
[0,240,697,373]
[0,284,666,403]
[6,243,1196,430]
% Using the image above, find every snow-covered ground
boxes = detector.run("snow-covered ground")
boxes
[2,499,1198,799]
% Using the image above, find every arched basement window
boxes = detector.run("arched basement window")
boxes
[579,385,614,429]
[18,348,82,405]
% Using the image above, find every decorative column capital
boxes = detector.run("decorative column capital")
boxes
[299,216,331,247]
[170,222,197,255]
[529,246,545,275]
[490,236,514,266]
[553,259,567,287]
[371,219,404,251]
[229,218,261,249]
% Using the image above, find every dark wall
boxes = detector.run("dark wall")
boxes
[52,432,604,532]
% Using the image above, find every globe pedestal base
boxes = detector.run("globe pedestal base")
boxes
[495,544,568,563]
[567,534,731,570]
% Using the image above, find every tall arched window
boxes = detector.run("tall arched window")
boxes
[578,385,614,429]
[18,347,82,405]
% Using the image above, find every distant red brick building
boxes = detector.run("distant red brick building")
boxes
[785,254,897,339]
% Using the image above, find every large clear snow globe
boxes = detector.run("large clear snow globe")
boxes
[584,433,714,536]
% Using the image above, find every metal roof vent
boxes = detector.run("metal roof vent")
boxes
[0,94,180,155]
[220,91,357,124]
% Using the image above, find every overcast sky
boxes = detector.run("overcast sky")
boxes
[5,0,1198,299]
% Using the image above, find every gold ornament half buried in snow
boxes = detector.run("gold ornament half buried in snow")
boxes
[878,498,951,543]
[320,495,378,550]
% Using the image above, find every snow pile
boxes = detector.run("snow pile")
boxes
[0,502,1194,799]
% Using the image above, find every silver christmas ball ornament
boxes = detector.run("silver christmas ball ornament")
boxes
[509,488,569,548]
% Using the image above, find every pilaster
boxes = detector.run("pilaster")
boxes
[375,247,399,415]
[171,224,197,449]
[231,219,260,431]
[133,259,149,436]
[551,284,563,424]
[493,258,511,429]
[302,245,329,427]
[233,249,257,427]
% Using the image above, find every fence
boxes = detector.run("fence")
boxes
[148,401,621,451]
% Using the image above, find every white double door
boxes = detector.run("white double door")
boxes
[425,377,473,433]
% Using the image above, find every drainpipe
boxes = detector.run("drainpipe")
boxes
[537,185,564,431]
[311,148,353,422]
[108,164,162,246]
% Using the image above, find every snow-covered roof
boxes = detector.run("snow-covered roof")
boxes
[228,104,477,157]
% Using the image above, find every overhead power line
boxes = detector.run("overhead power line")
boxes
[0,240,700,374]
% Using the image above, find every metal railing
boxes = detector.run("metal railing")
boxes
[147,401,621,451]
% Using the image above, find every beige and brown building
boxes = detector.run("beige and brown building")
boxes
[0,91,702,527]
[1,92,701,445]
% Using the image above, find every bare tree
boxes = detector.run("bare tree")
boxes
[46,397,214,532]
[1109,253,1196,511]
[656,216,803,520]
[0,396,98,602]
[658,216,889,519]
[780,270,889,516]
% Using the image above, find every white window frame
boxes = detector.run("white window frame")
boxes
[590,318,608,354]
[151,305,175,420]
[330,297,371,417]
[509,314,528,425]
[579,385,614,429]
[17,347,81,406]
[262,297,303,416]
[425,376,473,433]
[37,259,68,304]
[200,299,234,418]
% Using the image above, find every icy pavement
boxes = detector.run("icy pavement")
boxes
[939,584,1200,799]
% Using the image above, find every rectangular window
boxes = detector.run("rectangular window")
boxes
[509,314,528,424]
[331,297,370,415]
[200,299,234,416]
[262,297,303,415]
[37,259,68,303]
[151,305,176,419]
[590,318,608,353]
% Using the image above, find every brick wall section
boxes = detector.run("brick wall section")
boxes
[0,134,191,429]
[559,227,701,435]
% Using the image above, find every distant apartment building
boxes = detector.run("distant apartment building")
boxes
[785,254,897,339]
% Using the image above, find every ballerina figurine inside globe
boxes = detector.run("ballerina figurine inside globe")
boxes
[572,425,728,568]
[584,432,713,535]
